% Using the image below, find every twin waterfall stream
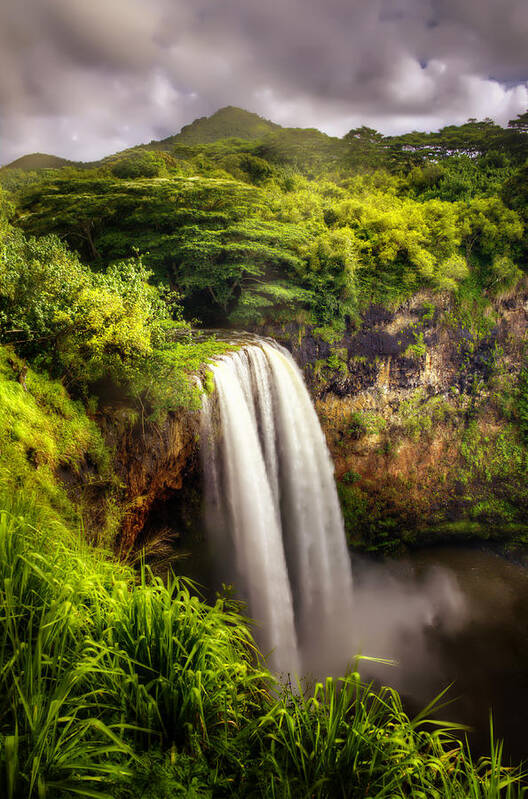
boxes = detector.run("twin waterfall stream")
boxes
[201,340,354,675]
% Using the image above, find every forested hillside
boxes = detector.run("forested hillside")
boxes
[2,106,528,796]
[4,108,527,329]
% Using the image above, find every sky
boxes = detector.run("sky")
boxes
[1,0,528,165]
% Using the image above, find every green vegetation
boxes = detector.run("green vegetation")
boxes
[0,189,230,415]
[111,151,166,180]
[331,361,528,551]
[172,105,281,144]
[0,493,524,798]
[2,107,528,548]
[2,105,528,794]
[0,345,115,539]
[516,367,528,444]
[0,175,232,547]
[404,330,427,360]
[3,106,524,333]
[0,152,75,172]
[398,390,455,438]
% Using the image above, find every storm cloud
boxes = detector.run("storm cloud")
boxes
[1,0,527,163]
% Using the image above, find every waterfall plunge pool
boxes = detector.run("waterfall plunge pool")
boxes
[348,545,528,762]
[167,337,528,761]
[167,536,528,762]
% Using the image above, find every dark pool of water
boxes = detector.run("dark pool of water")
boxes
[350,547,528,761]
[166,535,528,761]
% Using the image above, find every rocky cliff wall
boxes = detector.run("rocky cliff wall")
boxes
[101,408,201,550]
[259,288,528,551]
[107,287,528,552]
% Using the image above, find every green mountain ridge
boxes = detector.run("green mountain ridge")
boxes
[0,107,284,171]
[1,106,344,172]
[0,152,76,172]
[153,104,282,146]
[3,105,527,173]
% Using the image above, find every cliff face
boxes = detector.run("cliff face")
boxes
[259,288,528,550]
[102,408,201,550]
[108,288,528,552]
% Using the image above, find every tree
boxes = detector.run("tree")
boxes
[459,197,523,262]
[0,230,90,349]
[17,174,310,323]
[0,229,177,390]
[111,151,165,179]
[507,110,528,135]
[343,126,386,170]
[305,228,360,321]
[173,218,307,318]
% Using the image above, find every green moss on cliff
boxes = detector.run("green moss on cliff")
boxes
[0,345,118,539]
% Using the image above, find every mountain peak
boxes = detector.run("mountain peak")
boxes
[0,152,74,172]
[164,106,281,146]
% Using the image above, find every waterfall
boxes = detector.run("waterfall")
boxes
[201,340,354,675]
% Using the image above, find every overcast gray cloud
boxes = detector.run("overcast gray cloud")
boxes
[1,0,527,164]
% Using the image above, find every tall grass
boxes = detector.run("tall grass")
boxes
[252,676,525,798]
[0,495,131,798]
[0,489,525,798]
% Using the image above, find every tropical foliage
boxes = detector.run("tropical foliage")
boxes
[9,106,526,331]
[0,493,524,798]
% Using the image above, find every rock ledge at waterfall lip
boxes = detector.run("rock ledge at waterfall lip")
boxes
[171,328,275,347]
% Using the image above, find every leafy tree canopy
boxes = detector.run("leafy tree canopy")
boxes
[5,107,528,332]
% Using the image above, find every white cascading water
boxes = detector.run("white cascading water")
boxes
[201,340,354,675]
